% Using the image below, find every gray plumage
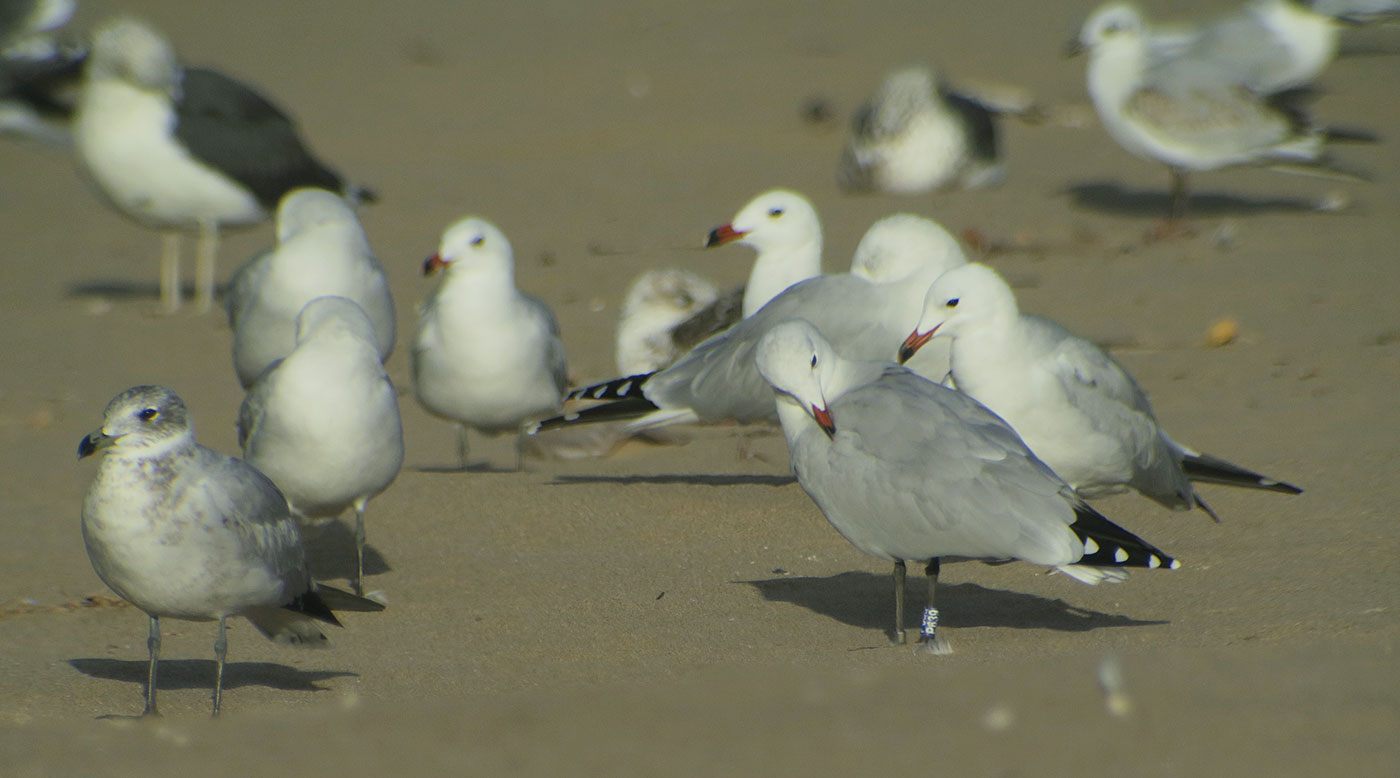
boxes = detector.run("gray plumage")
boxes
[756,320,1176,652]
[78,385,382,716]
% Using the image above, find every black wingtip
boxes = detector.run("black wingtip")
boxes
[565,372,656,403]
[284,589,342,627]
[534,396,662,433]
[1070,503,1178,571]
[1180,453,1303,495]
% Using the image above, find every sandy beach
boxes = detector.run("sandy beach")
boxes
[1,0,1397,774]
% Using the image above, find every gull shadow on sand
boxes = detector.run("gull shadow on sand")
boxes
[66,280,232,302]
[414,462,523,474]
[1065,180,1317,218]
[68,658,355,697]
[549,473,796,487]
[299,520,392,584]
[740,571,1166,633]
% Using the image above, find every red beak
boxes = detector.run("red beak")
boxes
[423,253,448,275]
[812,405,835,437]
[705,223,748,248]
[897,326,937,364]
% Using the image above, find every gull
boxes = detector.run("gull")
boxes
[78,385,384,716]
[703,189,824,319]
[0,0,84,145]
[238,296,404,596]
[756,319,1177,653]
[413,216,568,470]
[898,262,1302,520]
[615,268,722,375]
[225,187,396,389]
[1181,0,1341,93]
[838,64,1004,195]
[539,214,966,435]
[1071,2,1372,222]
[72,17,373,313]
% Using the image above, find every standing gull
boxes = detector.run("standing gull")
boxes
[703,189,824,319]
[225,187,396,389]
[413,216,569,470]
[78,385,383,716]
[238,296,404,596]
[898,263,1301,520]
[0,0,84,145]
[756,320,1176,653]
[838,65,1004,196]
[72,17,373,313]
[1070,2,1371,222]
[540,214,966,435]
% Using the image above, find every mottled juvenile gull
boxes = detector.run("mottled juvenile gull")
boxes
[225,187,395,388]
[239,297,404,596]
[757,320,1176,653]
[615,268,721,375]
[899,263,1302,520]
[72,17,373,312]
[838,65,1004,195]
[78,385,383,716]
[413,216,568,470]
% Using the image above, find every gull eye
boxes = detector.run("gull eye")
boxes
[138,408,159,421]
[810,354,819,368]
[945,298,960,309]
[767,207,785,218]
[470,235,485,247]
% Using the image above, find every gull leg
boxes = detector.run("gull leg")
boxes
[513,426,526,472]
[457,425,470,471]
[1169,169,1189,223]
[353,499,367,596]
[916,558,953,655]
[211,616,228,717]
[194,220,219,314]
[142,615,161,716]
[890,560,907,645]
[159,232,181,314]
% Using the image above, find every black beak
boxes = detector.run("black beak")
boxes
[78,430,114,459]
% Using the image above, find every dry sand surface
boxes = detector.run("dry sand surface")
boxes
[2,0,1398,774]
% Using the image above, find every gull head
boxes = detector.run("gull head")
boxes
[706,189,819,254]
[426,216,513,277]
[850,213,967,285]
[756,319,838,437]
[858,65,939,139]
[294,296,378,347]
[78,385,192,459]
[1068,2,1144,56]
[899,263,1017,363]
[88,17,179,94]
[275,188,358,243]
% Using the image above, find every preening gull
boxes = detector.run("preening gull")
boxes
[898,263,1302,520]
[1070,2,1373,222]
[838,65,1004,195]
[539,214,966,436]
[413,216,569,470]
[78,385,383,716]
[756,320,1176,653]
[225,187,395,389]
[72,17,373,312]
[238,296,404,596]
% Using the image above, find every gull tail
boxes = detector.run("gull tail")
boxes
[242,584,384,648]
[566,372,655,403]
[1068,503,1179,571]
[1180,452,1302,495]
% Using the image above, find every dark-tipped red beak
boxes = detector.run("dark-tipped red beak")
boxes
[812,405,835,437]
[897,326,936,364]
[423,253,448,275]
[705,223,748,248]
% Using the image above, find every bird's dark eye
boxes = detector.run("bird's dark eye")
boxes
[945,298,960,309]
[768,207,784,218]
[810,354,818,368]
[138,408,159,421]
[471,235,485,247]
